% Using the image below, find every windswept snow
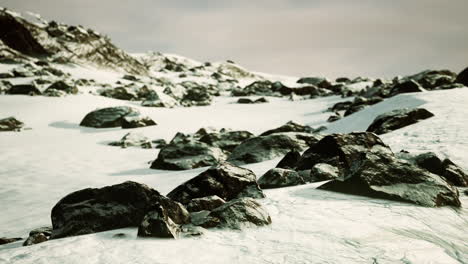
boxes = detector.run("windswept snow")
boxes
[0,88,467,264]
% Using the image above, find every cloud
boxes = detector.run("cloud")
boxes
[2,0,468,78]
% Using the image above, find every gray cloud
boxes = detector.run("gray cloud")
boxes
[2,0,467,78]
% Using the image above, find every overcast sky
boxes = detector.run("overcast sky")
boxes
[3,0,467,78]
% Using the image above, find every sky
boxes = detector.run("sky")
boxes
[2,0,468,78]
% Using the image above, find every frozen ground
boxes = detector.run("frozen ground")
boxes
[0,86,467,263]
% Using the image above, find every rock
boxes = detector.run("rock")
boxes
[43,88,66,97]
[29,226,52,237]
[167,162,264,205]
[181,82,212,106]
[412,152,468,187]
[237,98,255,104]
[186,196,226,212]
[80,106,143,128]
[297,77,331,88]
[228,132,322,165]
[295,132,393,173]
[109,132,152,148]
[310,163,339,182]
[141,90,178,108]
[455,67,468,86]
[137,205,180,239]
[0,237,22,245]
[327,114,341,122]
[255,97,269,103]
[232,81,277,96]
[336,77,351,83]
[330,101,353,112]
[46,80,78,94]
[7,84,41,95]
[258,168,305,189]
[112,233,127,238]
[121,116,157,129]
[276,150,301,169]
[204,198,272,229]
[150,140,226,170]
[152,139,167,148]
[318,150,461,207]
[366,108,434,135]
[390,80,424,96]
[122,74,138,81]
[260,121,316,136]
[0,117,24,131]
[0,72,14,78]
[199,130,254,152]
[23,233,48,246]
[100,87,138,101]
[50,181,166,238]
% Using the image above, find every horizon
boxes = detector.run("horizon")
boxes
[2,0,468,78]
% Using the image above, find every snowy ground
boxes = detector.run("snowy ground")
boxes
[0,87,467,263]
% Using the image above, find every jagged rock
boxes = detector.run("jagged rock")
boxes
[137,205,180,239]
[167,162,264,205]
[199,130,254,152]
[455,67,468,86]
[79,106,145,128]
[366,108,434,135]
[0,237,22,245]
[276,150,301,169]
[0,117,24,131]
[109,132,152,149]
[411,152,468,187]
[150,140,226,170]
[295,132,393,173]
[50,181,167,238]
[297,77,331,88]
[258,168,305,189]
[202,198,272,229]
[390,80,424,96]
[310,163,339,182]
[121,116,157,129]
[186,196,226,212]
[260,121,316,136]
[228,132,322,165]
[7,83,41,95]
[45,80,78,94]
[318,150,461,207]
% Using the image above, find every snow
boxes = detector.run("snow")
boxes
[0,83,467,263]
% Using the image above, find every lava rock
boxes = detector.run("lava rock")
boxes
[0,117,24,131]
[80,106,144,128]
[276,150,302,169]
[186,196,226,212]
[258,168,305,189]
[50,181,166,238]
[167,162,264,205]
[366,108,434,135]
[228,132,322,165]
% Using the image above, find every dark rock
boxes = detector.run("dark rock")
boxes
[109,132,152,149]
[232,81,277,96]
[186,196,226,212]
[152,139,167,148]
[318,151,461,207]
[455,67,468,86]
[366,108,434,135]
[295,132,393,173]
[137,205,180,239]
[344,104,366,116]
[254,97,269,103]
[330,101,352,112]
[112,233,127,238]
[228,132,322,165]
[0,237,22,245]
[122,75,138,81]
[390,80,424,96]
[258,168,305,189]
[310,163,339,182]
[121,116,157,129]
[23,233,48,246]
[204,198,272,229]
[276,150,301,169]
[0,72,14,78]
[412,152,468,187]
[260,121,315,136]
[100,87,138,101]
[50,181,165,238]
[0,117,24,131]
[297,77,331,88]
[167,162,264,205]
[79,106,142,128]
[237,98,254,104]
[46,80,78,94]
[29,227,52,237]
[336,77,351,83]
[7,84,41,95]
[327,114,341,122]
[181,82,212,106]
[199,130,254,152]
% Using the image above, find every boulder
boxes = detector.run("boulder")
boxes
[228,132,322,165]
[237,98,255,104]
[199,130,254,152]
[201,198,272,229]
[150,140,226,170]
[79,106,146,128]
[0,237,22,245]
[121,116,157,129]
[100,87,138,101]
[366,108,434,135]
[51,181,169,238]
[186,196,226,212]
[390,80,424,96]
[23,227,52,246]
[258,168,305,189]
[260,121,316,136]
[181,83,212,106]
[108,132,152,149]
[7,84,41,95]
[167,162,264,205]
[0,117,24,131]
[412,152,468,187]
[276,150,301,169]
[455,67,468,86]
[310,163,339,182]
[318,151,461,207]
[46,80,78,94]
[137,205,180,239]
